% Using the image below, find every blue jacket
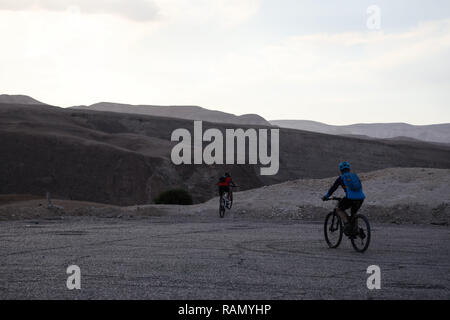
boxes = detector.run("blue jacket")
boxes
[325,172,366,200]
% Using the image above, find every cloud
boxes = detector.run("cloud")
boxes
[0,0,260,26]
[189,19,450,123]
[156,0,260,28]
[0,1,448,124]
[0,0,159,22]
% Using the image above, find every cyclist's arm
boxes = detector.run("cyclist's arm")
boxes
[325,177,342,198]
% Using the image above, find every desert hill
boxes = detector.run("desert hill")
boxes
[0,94,45,105]
[1,168,448,225]
[195,167,450,225]
[0,102,449,206]
[72,102,270,126]
[271,120,450,144]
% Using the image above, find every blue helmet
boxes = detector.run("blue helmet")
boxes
[339,161,351,172]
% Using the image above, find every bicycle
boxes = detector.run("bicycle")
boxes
[323,197,371,252]
[219,186,238,218]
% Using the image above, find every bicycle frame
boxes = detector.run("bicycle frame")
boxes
[329,210,340,232]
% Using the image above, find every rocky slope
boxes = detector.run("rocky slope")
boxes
[1,102,449,206]
[183,167,450,225]
[0,94,44,105]
[271,120,450,144]
[72,102,270,126]
[1,168,448,225]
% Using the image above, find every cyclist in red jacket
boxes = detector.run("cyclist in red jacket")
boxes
[217,172,235,201]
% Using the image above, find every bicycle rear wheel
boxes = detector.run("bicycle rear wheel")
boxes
[350,214,371,253]
[324,211,343,248]
[219,197,225,218]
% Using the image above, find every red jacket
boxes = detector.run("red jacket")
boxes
[217,177,232,187]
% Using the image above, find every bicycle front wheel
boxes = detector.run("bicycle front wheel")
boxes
[324,211,343,248]
[350,214,371,253]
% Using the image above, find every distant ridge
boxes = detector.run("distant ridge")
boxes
[0,94,45,105]
[1,93,448,144]
[71,102,271,126]
[271,119,450,144]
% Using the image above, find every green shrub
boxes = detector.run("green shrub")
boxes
[154,189,193,205]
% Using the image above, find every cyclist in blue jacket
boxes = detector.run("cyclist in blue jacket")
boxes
[322,161,366,236]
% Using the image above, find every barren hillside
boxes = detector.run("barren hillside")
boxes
[1,168,448,225]
[193,167,450,225]
[0,94,44,105]
[72,102,270,126]
[271,120,450,144]
[1,102,450,206]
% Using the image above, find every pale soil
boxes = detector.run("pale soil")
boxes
[194,167,450,225]
[0,167,449,299]
[1,168,449,225]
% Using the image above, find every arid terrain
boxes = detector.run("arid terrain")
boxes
[1,217,448,299]
[271,120,450,144]
[1,167,448,225]
[1,110,449,299]
[72,102,271,126]
[0,168,449,300]
[1,98,449,206]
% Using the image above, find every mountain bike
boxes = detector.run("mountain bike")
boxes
[219,186,237,218]
[323,197,371,252]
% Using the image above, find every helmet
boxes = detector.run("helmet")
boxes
[339,161,351,172]
[225,172,230,177]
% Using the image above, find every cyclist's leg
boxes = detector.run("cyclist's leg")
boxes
[337,198,351,224]
[350,199,364,232]
[224,186,230,200]
[336,208,348,224]
[351,199,364,214]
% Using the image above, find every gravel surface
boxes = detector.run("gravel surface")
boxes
[0,215,449,299]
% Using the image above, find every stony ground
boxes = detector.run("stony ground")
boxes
[0,167,448,299]
[0,216,448,299]
[199,167,450,225]
[1,168,449,225]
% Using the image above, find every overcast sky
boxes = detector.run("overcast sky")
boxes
[1,0,449,124]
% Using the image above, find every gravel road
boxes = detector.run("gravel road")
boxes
[0,215,449,299]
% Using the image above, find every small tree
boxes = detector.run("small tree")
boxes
[154,189,193,205]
